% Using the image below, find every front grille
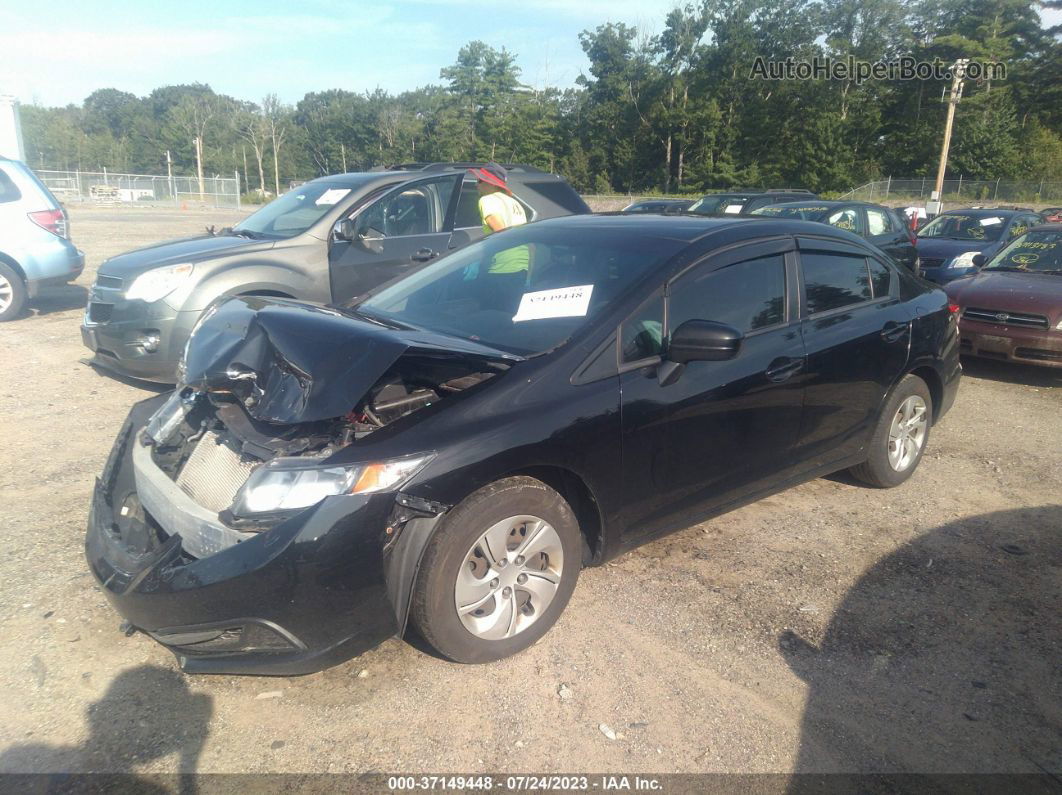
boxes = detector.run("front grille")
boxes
[175,430,258,513]
[963,307,1049,329]
[1015,347,1062,362]
[919,257,946,269]
[95,274,123,289]
[87,302,113,323]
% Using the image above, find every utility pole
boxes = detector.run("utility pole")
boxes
[166,149,176,207]
[193,136,205,202]
[341,142,347,173]
[928,59,969,217]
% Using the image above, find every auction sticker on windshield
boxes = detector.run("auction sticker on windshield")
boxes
[513,285,594,322]
[315,188,351,206]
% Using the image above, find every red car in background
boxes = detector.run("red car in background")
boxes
[945,224,1062,368]
[1041,207,1062,223]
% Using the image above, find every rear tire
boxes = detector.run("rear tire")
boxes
[410,476,581,664]
[0,262,27,321]
[849,374,932,488]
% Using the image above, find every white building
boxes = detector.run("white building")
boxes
[0,95,26,161]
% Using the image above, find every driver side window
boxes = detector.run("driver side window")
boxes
[355,177,456,238]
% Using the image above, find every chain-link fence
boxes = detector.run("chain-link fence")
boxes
[35,169,242,209]
[840,178,1062,205]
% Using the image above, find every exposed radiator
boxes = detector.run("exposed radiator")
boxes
[175,431,259,513]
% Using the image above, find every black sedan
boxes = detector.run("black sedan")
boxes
[86,214,961,675]
[620,199,694,215]
[751,200,918,273]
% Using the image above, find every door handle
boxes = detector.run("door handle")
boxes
[411,248,438,263]
[765,356,803,383]
[881,321,909,343]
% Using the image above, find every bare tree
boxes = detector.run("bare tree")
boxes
[262,94,290,196]
[169,95,216,201]
[233,106,268,198]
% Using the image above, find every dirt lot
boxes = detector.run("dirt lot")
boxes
[0,205,1059,779]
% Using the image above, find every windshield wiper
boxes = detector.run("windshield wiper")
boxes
[227,228,262,239]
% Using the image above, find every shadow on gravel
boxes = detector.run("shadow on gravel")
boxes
[959,356,1062,388]
[0,664,212,790]
[781,505,1062,778]
[82,359,173,393]
[25,284,89,317]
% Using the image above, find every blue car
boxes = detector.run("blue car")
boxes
[916,207,1043,285]
[0,157,84,320]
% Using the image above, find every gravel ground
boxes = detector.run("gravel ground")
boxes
[0,205,1058,778]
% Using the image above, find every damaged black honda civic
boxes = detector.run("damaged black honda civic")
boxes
[87,214,960,675]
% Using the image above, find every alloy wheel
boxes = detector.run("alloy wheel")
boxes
[888,395,928,471]
[0,274,12,313]
[454,514,564,640]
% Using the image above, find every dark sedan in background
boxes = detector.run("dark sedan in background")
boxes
[751,200,918,272]
[687,189,818,216]
[946,224,1062,368]
[620,198,694,215]
[916,207,1044,284]
[80,163,588,383]
[87,213,959,676]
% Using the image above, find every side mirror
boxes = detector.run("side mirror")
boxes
[667,319,743,364]
[334,218,356,242]
[972,254,986,269]
[357,227,385,254]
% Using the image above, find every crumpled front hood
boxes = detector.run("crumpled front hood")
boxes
[180,296,520,424]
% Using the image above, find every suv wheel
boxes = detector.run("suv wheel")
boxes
[410,477,581,663]
[849,374,932,488]
[0,262,27,321]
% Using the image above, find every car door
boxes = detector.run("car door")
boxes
[795,237,910,469]
[617,238,806,543]
[864,205,916,270]
[446,179,488,252]
[328,174,461,303]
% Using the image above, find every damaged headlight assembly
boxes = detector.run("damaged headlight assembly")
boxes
[144,388,195,445]
[230,453,435,516]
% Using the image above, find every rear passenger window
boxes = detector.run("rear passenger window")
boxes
[802,252,872,314]
[827,208,861,234]
[0,170,20,203]
[669,254,786,334]
[866,208,892,235]
[869,258,892,297]
[453,182,482,228]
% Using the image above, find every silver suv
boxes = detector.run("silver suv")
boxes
[0,157,84,320]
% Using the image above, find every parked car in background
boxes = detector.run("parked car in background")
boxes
[916,207,1044,284]
[0,157,84,321]
[1040,207,1062,223]
[87,213,959,675]
[687,189,818,217]
[945,223,1062,368]
[751,200,918,273]
[620,198,694,215]
[80,163,589,383]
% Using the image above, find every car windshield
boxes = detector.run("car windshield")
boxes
[233,181,365,239]
[917,213,1006,242]
[688,195,749,216]
[750,204,833,220]
[356,224,685,356]
[984,229,1062,273]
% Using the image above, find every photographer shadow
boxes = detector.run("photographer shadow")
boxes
[780,505,1061,780]
[0,664,212,792]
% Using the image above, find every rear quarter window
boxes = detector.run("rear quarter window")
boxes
[516,180,590,215]
[0,169,21,203]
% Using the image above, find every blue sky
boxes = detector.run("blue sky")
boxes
[2,0,1059,108]
[0,0,679,107]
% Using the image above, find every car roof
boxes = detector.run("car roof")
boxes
[940,207,1027,217]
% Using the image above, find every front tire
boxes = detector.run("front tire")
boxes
[0,262,27,321]
[410,476,582,663]
[849,374,932,488]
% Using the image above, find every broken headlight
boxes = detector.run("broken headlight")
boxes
[231,453,434,515]
[144,389,194,445]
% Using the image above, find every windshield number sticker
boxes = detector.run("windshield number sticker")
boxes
[315,188,351,206]
[513,285,594,323]
[723,204,744,214]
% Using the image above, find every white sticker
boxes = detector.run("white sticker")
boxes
[315,188,351,206]
[512,285,594,323]
[724,204,744,214]
[979,216,1003,226]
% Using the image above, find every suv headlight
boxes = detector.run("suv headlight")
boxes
[231,453,435,516]
[947,251,980,269]
[125,262,194,302]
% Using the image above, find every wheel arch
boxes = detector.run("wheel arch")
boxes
[504,465,605,567]
[0,251,27,284]
[907,364,944,424]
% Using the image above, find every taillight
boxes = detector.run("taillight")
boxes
[28,209,68,239]
[948,303,960,314]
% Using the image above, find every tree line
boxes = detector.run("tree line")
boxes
[19,0,1062,196]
